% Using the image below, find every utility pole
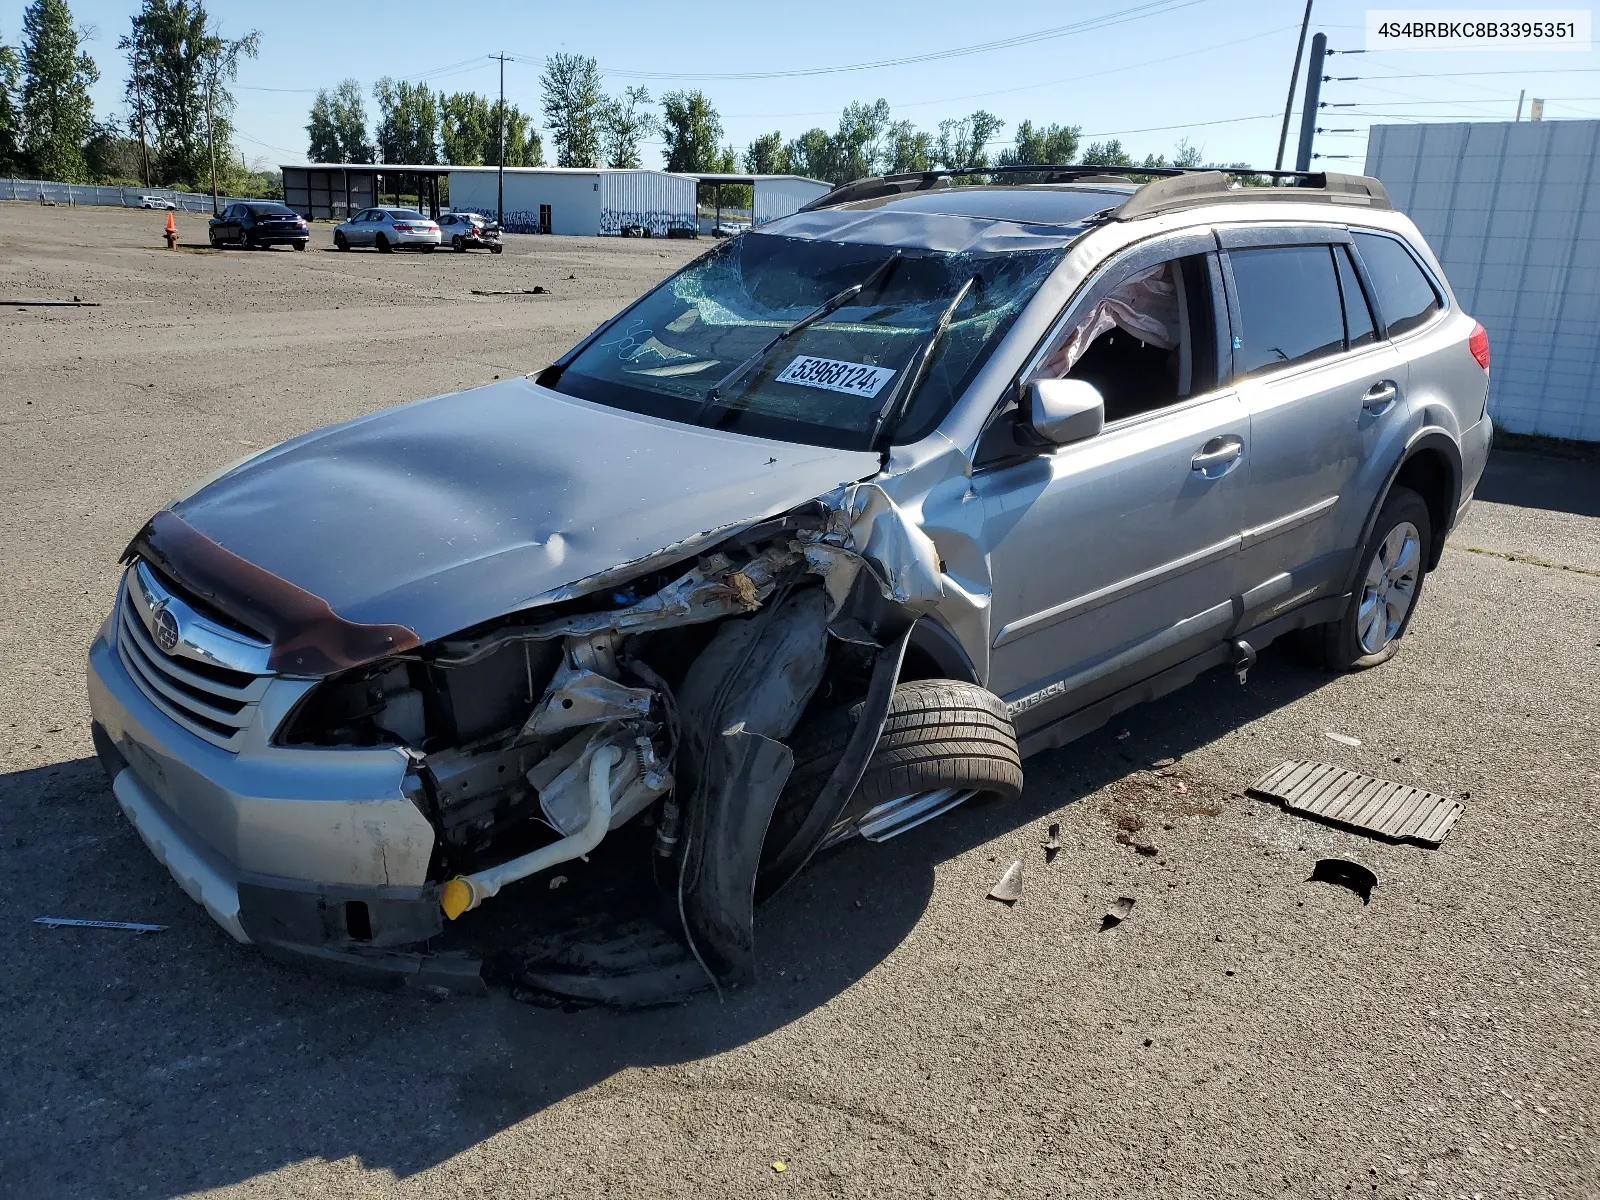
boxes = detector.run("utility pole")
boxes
[492,52,507,226]
[206,72,220,215]
[1274,0,1314,173]
[1294,32,1328,173]
[1515,89,1526,120]
[131,47,152,187]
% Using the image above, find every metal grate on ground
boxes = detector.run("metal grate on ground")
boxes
[1248,760,1463,847]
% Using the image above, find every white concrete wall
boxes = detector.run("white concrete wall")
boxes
[754,177,831,224]
[446,169,602,235]
[1367,120,1600,442]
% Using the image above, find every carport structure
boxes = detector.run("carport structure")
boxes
[683,173,831,227]
[281,164,451,222]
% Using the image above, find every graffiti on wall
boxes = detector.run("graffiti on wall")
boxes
[500,210,549,234]
[599,208,696,237]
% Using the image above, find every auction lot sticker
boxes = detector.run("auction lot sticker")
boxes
[777,355,897,398]
[1367,9,1591,51]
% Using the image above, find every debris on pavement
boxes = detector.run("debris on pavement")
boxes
[1042,822,1061,862]
[1309,858,1379,905]
[35,917,166,932]
[772,1161,787,1173]
[987,860,1024,905]
[1115,729,1131,740]
[1325,731,1363,748]
[1248,760,1462,846]
[471,287,548,295]
[1100,897,1136,930]
[4,296,99,307]
[548,875,567,890]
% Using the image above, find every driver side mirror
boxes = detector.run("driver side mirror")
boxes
[1023,378,1105,446]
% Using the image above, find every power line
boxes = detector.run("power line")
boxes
[718,24,1299,120]
[508,0,1210,81]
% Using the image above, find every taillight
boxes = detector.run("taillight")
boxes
[1469,322,1490,370]
[392,223,413,231]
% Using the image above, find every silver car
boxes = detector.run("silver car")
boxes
[437,210,502,252]
[332,207,441,252]
[86,167,1492,997]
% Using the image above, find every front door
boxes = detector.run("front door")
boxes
[976,245,1250,733]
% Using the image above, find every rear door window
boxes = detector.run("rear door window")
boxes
[1352,231,1441,338]
[1227,245,1345,379]
[1334,245,1377,349]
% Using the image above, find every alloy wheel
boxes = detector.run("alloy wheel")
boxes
[1357,520,1421,654]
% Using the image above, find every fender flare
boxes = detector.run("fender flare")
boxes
[1344,428,1462,593]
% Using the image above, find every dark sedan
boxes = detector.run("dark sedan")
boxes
[209,202,309,251]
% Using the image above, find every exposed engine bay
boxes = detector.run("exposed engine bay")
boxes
[253,482,956,995]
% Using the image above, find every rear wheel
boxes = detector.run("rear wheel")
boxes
[491,244,503,254]
[1302,485,1432,670]
[376,234,392,253]
[293,241,306,251]
[422,243,436,253]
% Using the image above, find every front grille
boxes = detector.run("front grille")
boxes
[115,567,274,752]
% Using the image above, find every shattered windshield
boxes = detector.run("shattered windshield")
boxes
[550,232,1065,450]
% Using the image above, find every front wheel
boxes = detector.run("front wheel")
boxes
[452,235,464,252]
[334,231,348,251]
[1304,485,1432,670]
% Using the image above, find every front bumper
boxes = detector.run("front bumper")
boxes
[86,616,443,959]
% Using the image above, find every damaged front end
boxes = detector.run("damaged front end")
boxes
[240,481,947,994]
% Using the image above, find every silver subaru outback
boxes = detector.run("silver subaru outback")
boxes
[86,167,1492,993]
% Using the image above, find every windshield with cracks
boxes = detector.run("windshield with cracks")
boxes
[549,232,1065,451]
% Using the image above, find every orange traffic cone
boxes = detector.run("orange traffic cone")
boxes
[164,210,178,249]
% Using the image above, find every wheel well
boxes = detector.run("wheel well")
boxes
[1392,448,1457,569]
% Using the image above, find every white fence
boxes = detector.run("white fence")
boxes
[0,177,257,213]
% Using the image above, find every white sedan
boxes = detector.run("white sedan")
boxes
[332,207,441,253]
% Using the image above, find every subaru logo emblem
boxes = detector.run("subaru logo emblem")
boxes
[152,604,181,654]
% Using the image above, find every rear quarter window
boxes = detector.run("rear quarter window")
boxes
[1227,245,1346,379]
[1352,231,1442,338]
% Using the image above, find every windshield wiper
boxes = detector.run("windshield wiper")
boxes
[691,251,903,424]
[869,273,980,449]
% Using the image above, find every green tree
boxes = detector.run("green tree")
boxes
[0,24,21,174]
[541,51,602,167]
[372,76,437,163]
[600,85,653,169]
[308,78,371,163]
[832,98,889,183]
[491,99,541,166]
[1082,139,1133,167]
[1172,137,1204,168]
[743,130,789,175]
[20,0,98,181]
[660,89,723,173]
[936,110,1004,171]
[120,1,254,190]
[438,89,490,164]
[84,115,144,180]
[783,127,833,182]
[998,120,1080,167]
[885,120,934,174]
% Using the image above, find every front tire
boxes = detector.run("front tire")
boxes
[334,231,348,251]
[1305,485,1431,670]
[452,235,464,252]
[765,679,1023,867]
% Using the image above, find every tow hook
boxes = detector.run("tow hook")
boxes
[1230,638,1257,685]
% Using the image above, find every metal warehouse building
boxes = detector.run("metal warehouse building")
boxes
[281,164,830,238]
[1366,119,1600,443]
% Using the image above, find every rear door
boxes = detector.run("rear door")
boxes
[1220,228,1408,618]
[976,232,1252,732]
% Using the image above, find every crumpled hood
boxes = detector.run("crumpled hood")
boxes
[170,377,882,645]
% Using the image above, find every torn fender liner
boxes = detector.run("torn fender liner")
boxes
[674,587,831,987]
[129,510,420,675]
[756,624,913,902]
[678,727,795,986]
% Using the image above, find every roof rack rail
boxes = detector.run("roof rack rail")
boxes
[799,164,1390,219]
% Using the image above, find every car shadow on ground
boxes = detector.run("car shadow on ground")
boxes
[1,648,1331,1196]
[1476,448,1600,518]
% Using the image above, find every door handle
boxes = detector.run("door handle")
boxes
[1191,437,1244,479]
[1363,380,1398,414]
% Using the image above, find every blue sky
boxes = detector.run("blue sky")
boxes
[9,0,1600,172]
